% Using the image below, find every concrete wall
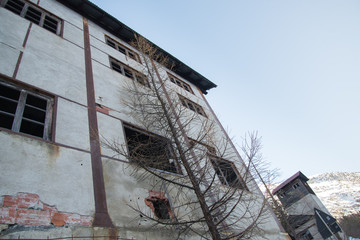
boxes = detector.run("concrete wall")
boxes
[0,0,287,239]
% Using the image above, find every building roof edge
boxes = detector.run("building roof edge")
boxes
[272,171,309,195]
[56,0,217,94]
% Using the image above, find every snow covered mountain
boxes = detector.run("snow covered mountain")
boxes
[307,172,360,219]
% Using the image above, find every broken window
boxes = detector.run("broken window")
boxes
[123,124,178,173]
[145,191,173,220]
[105,35,141,63]
[168,73,193,94]
[210,157,247,190]
[152,199,170,219]
[110,57,150,87]
[2,0,62,35]
[178,95,207,117]
[0,80,53,140]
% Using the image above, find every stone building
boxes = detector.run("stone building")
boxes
[0,0,289,239]
[273,172,345,240]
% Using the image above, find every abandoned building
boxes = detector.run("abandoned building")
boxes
[273,172,345,240]
[0,0,290,239]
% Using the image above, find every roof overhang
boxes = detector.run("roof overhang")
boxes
[56,0,217,94]
[272,171,309,194]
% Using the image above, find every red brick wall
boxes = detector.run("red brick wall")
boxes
[0,193,92,227]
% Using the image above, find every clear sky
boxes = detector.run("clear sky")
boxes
[89,0,360,183]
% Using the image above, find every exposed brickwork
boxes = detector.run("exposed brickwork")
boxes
[0,193,92,227]
[16,209,51,226]
[0,207,16,224]
[2,195,17,208]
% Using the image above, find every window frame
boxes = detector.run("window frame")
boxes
[178,94,207,117]
[109,57,150,88]
[105,35,141,63]
[210,156,248,190]
[1,0,63,36]
[0,79,54,141]
[167,73,193,94]
[122,123,181,174]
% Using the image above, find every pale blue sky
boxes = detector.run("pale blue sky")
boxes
[90,0,360,182]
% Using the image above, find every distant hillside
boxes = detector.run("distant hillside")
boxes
[308,172,360,218]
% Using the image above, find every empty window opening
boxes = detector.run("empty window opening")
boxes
[110,57,149,87]
[4,0,24,15]
[124,125,177,173]
[168,73,193,94]
[0,81,53,140]
[178,95,207,117]
[152,199,170,219]
[145,191,173,220]
[293,182,300,189]
[105,35,141,63]
[211,157,247,189]
[2,0,62,35]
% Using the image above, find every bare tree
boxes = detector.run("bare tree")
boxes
[241,132,296,239]
[103,36,274,240]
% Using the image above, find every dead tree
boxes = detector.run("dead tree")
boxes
[103,36,273,240]
[241,132,296,239]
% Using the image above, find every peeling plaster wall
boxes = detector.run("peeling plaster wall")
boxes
[0,0,288,239]
[0,132,95,216]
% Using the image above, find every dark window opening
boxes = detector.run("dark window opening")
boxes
[43,15,59,34]
[124,125,177,173]
[110,61,122,74]
[106,39,116,49]
[178,95,207,117]
[24,6,41,24]
[167,73,193,94]
[110,57,149,87]
[0,81,53,140]
[2,0,61,35]
[123,67,133,78]
[118,46,126,55]
[105,35,140,63]
[211,157,247,189]
[152,199,170,219]
[4,0,24,15]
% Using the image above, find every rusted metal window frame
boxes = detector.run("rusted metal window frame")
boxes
[109,56,150,88]
[0,80,54,141]
[105,35,141,63]
[167,73,194,94]
[1,0,63,36]
[178,94,207,117]
[122,123,182,174]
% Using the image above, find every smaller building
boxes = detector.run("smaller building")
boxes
[273,171,345,240]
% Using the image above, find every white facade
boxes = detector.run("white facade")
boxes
[0,0,289,239]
